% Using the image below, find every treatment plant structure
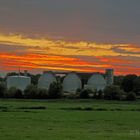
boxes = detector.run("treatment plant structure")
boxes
[85,73,107,91]
[38,71,57,90]
[63,72,82,93]
[37,69,114,93]
[7,75,31,91]
[6,69,114,93]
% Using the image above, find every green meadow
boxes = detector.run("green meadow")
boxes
[0,99,140,140]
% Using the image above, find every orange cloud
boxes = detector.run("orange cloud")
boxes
[0,53,111,73]
[0,52,140,75]
[0,33,140,75]
[0,33,139,57]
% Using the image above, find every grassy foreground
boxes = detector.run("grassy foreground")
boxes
[0,99,140,140]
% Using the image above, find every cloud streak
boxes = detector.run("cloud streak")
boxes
[0,33,140,75]
[0,33,140,56]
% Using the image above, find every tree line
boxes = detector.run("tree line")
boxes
[0,73,140,100]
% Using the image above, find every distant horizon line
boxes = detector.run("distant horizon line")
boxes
[0,69,140,77]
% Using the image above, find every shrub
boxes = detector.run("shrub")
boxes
[121,74,137,92]
[64,93,78,99]
[76,88,82,94]
[126,92,136,101]
[104,85,122,100]
[95,90,104,99]
[37,88,48,99]
[80,89,91,99]
[24,85,48,99]
[14,89,23,99]
[0,82,6,98]
[6,87,22,98]
[48,81,62,99]
[133,76,140,95]
[24,84,38,99]
[75,88,82,98]
[118,90,126,101]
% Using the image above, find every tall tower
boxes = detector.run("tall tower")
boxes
[105,69,114,86]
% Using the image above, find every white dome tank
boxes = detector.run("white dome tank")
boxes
[7,75,31,91]
[87,73,106,91]
[38,72,56,90]
[63,72,82,93]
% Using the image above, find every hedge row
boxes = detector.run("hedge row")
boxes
[0,82,137,101]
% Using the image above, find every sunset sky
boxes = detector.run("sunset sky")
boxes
[0,0,140,75]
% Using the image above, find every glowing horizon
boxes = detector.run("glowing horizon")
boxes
[0,33,140,75]
[0,0,140,76]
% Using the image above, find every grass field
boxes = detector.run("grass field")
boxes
[0,99,140,140]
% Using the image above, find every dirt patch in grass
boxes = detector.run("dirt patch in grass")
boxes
[0,106,46,113]
[61,107,140,112]
[17,106,47,110]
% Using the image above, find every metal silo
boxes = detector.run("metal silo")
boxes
[7,75,31,91]
[63,72,82,93]
[105,69,114,86]
[38,71,56,90]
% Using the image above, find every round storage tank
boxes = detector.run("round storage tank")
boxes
[7,75,31,91]
[38,72,56,90]
[87,73,106,91]
[63,72,82,93]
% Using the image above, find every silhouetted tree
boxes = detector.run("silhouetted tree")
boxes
[37,88,48,99]
[121,74,137,92]
[15,89,23,99]
[48,81,62,99]
[80,89,92,99]
[24,84,38,99]
[29,74,41,85]
[95,90,104,99]
[133,76,140,95]
[126,92,136,101]
[104,85,122,100]
[0,82,6,98]
[114,75,124,86]
[6,87,22,98]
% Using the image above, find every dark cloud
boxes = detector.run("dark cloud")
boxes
[0,0,140,44]
[0,0,140,75]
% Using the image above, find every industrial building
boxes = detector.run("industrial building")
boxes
[6,68,114,93]
[62,69,114,93]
